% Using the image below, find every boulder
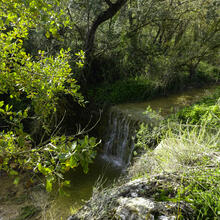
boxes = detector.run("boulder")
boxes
[68,176,193,220]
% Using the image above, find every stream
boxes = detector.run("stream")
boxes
[0,85,218,219]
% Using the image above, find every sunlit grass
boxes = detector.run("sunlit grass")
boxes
[130,118,220,219]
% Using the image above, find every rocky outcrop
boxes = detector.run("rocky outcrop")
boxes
[68,176,193,220]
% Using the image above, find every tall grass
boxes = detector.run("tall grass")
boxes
[130,119,220,219]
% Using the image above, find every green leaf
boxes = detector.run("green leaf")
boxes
[69,156,78,168]
[13,177,20,185]
[63,180,70,187]
[45,31,50,38]
[46,178,53,192]
[0,101,4,108]
[10,169,18,176]
[38,163,43,172]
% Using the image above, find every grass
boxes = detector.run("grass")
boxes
[70,85,220,219]
[130,117,220,219]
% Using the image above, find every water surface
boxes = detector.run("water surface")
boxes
[116,85,218,117]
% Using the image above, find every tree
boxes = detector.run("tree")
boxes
[0,0,98,191]
[84,0,127,56]
[114,0,220,82]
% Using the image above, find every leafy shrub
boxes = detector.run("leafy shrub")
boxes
[0,2,98,192]
[179,167,220,219]
[88,78,161,104]
[176,87,220,126]
[196,62,220,83]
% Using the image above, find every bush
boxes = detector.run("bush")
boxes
[0,2,98,192]
[196,62,220,83]
[176,87,220,126]
[88,78,161,104]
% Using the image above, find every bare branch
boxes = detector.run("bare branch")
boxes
[66,7,84,40]
[74,109,102,137]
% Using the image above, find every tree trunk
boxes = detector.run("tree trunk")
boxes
[85,0,128,57]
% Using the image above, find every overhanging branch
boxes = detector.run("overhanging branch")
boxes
[85,0,128,56]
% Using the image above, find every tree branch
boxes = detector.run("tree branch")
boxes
[85,0,128,56]
[67,7,84,40]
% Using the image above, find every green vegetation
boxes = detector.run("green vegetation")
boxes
[88,78,162,104]
[0,0,98,191]
[0,0,219,218]
[176,87,220,126]
[86,0,219,104]
[15,205,41,220]
[130,88,220,219]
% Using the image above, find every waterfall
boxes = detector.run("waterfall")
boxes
[101,106,142,167]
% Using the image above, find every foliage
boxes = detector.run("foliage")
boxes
[67,0,218,85]
[135,115,166,150]
[122,0,220,81]
[195,62,220,83]
[130,88,220,218]
[15,205,41,220]
[10,0,219,87]
[0,0,98,191]
[88,78,161,104]
[176,87,220,126]
[179,167,220,219]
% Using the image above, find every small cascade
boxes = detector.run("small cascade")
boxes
[101,106,144,167]
[99,85,218,167]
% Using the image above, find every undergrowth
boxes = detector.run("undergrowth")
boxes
[87,78,162,104]
[130,87,220,219]
[73,86,220,220]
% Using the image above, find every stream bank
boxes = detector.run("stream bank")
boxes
[0,85,219,219]
[68,84,220,220]
[68,175,193,220]
[0,157,122,220]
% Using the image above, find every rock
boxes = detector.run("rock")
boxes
[130,192,138,198]
[115,197,155,219]
[158,216,176,220]
[68,177,193,220]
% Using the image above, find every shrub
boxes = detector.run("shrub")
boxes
[176,88,220,127]
[196,62,220,83]
[88,78,161,104]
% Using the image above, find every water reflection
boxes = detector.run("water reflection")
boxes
[48,156,122,219]
[116,85,218,117]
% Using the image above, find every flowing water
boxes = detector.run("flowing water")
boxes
[100,108,137,167]
[0,85,218,219]
[100,85,219,167]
